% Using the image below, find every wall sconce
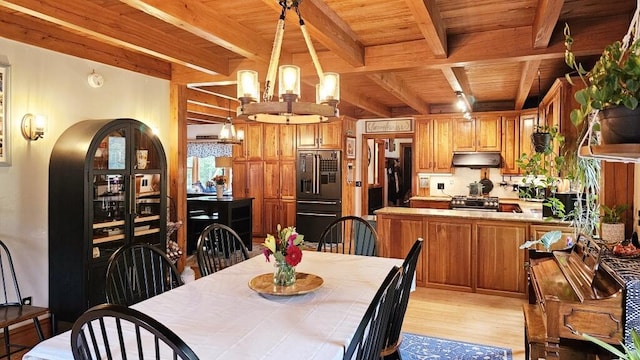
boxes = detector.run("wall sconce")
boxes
[21,113,46,141]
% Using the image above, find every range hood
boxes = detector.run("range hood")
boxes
[451,152,502,169]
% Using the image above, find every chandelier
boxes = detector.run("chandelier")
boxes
[218,99,244,144]
[236,0,340,124]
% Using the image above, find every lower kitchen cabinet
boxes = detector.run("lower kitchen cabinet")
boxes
[376,215,425,285]
[264,199,296,236]
[425,219,473,290]
[530,224,575,251]
[475,221,527,295]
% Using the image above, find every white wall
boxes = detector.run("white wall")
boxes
[0,37,170,307]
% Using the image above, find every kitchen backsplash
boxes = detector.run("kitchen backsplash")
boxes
[419,167,525,199]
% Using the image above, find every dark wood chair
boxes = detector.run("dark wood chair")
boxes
[196,223,249,276]
[381,238,424,360]
[105,243,183,306]
[344,266,402,360]
[0,240,48,359]
[317,216,377,256]
[71,303,199,360]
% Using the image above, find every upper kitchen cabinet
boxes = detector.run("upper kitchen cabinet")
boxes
[263,124,296,161]
[539,78,580,153]
[414,116,453,174]
[232,122,263,161]
[49,118,167,326]
[297,121,342,149]
[501,112,521,175]
[453,114,501,152]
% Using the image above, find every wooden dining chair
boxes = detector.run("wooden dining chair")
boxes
[317,216,378,256]
[196,223,249,276]
[0,240,49,359]
[381,238,424,360]
[344,266,402,360]
[71,303,199,360]
[105,243,183,306]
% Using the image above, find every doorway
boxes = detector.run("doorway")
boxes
[361,134,413,215]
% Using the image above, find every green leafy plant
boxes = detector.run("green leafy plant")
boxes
[564,23,640,126]
[516,126,566,200]
[601,204,629,224]
[582,329,640,360]
[519,230,563,252]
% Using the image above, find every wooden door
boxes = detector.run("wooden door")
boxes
[426,219,472,290]
[263,160,280,199]
[475,221,527,294]
[246,161,264,235]
[231,162,247,198]
[501,114,520,175]
[245,123,263,160]
[318,121,342,149]
[432,118,453,173]
[297,124,318,148]
[476,114,501,151]
[530,224,575,251]
[520,111,537,159]
[263,124,280,161]
[279,124,297,161]
[377,215,425,285]
[414,119,433,172]
[453,117,475,151]
[280,160,296,200]
[232,123,248,161]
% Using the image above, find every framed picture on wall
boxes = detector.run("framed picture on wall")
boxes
[346,136,356,159]
[0,63,9,166]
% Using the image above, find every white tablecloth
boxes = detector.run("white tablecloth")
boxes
[24,251,403,360]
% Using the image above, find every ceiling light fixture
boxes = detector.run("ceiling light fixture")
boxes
[218,100,244,145]
[455,91,472,119]
[236,0,339,124]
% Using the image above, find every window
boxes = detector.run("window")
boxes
[187,156,231,193]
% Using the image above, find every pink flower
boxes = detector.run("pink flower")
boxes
[285,244,302,266]
[263,248,272,262]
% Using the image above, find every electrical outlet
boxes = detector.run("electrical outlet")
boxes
[437,183,445,190]
[355,181,362,187]
[22,296,32,305]
[419,176,430,188]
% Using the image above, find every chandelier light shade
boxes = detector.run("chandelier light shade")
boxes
[218,100,244,145]
[236,0,339,124]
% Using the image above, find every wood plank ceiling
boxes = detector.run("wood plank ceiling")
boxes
[0,0,635,124]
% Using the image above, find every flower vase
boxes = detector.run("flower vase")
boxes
[273,260,296,286]
[216,185,224,199]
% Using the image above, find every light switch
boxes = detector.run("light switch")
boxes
[419,176,429,188]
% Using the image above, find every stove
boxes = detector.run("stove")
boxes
[450,195,499,211]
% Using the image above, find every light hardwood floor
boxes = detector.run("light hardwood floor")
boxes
[403,287,527,360]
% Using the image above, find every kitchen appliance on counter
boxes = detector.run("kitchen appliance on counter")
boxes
[296,150,342,241]
[450,195,499,211]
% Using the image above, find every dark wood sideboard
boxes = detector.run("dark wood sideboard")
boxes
[186,196,253,253]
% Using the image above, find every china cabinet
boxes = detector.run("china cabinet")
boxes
[49,118,167,327]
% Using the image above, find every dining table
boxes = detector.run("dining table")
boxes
[23,251,405,360]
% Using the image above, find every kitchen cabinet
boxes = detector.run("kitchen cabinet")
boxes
[518,110,537,162]
[475,221,527,294]
[376,215,425,286]
[232,160,264,236]
[297,121,342,149]
[263,160,296,234]
[452,114,501,152]
[414,117,453,173]
[264,199,296,236]
[49,118,167,325]
[501,113,521,175]
[425,219,473,290]
[409,199,450,209]
[263,123,296,161]
[232,122,263,161]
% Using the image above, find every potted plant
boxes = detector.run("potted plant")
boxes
[582,328,640,360]
[564,23,640,144]
[516,125,566,203]
[601,204,629,244]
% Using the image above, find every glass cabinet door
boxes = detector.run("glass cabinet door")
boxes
[91,174,126,262]
[132,126,163,246]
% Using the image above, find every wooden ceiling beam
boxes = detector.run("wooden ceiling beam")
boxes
[340,81,391,118]
[532,0,564,49]
[0,8,170,78]
[441,67,473,111]
[367,72,430,115]
[121,0,278,64]
[259,0,364,67]
[293,14,629,74]
[404,0,447,58]
[186,88,232,110]
[187,102,228,119]
[515,60,542,110]
[0,0,228,75]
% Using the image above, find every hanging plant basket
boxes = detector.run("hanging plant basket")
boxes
[598,106,640,144]
[532,132,551,153]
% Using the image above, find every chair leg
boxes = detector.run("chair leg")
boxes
[32,317,44,341]
[3,326,9,359]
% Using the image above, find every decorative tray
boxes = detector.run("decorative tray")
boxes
[248,273,323,296]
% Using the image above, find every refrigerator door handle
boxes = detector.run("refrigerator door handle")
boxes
[296,212,338,217]
[296,200,339,205]
[313,154,320,194]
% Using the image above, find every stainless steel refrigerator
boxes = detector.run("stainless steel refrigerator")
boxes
[296,150,342,242]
